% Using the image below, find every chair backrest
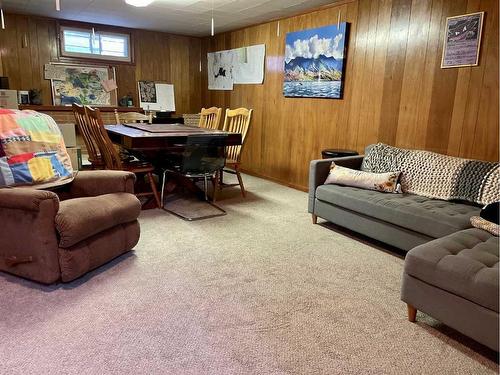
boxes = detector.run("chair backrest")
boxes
[199,107,222,130]
[222,107,253,162]
[181,134,227,175]
[115,110,152,124]
[72,103,101,164]
[182,113,201,127]
[85,106,123,170]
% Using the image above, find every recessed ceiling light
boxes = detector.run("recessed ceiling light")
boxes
[125,0,154,7]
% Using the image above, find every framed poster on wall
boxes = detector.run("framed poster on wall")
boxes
[283,23,350,99]
[47,63,117,106]
[137,81,175,112]
[441,12,484,68]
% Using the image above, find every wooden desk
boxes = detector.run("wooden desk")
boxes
[105,123,242,151]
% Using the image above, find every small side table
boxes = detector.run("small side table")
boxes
[321,149,359,159]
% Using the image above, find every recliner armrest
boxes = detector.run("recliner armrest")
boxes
[0,187,59,212]
[0,187,61,284]
[308,155,365,213]
[68,170,136,198]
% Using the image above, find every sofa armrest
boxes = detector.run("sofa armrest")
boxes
[0,188,61,284]
[308,155,365,213]
[68,170,136,198]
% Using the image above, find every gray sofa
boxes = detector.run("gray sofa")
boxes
[308,150,499,351]
[402,229,498,351]
[308,154,481,252]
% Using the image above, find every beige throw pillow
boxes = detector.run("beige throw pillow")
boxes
[325,163,401,193]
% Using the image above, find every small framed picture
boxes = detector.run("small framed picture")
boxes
[138,80,157,103]
[441,12,484,68]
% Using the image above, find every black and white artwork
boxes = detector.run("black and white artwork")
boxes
[139,81,157,103]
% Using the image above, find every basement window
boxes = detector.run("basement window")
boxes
[60,26,131,62]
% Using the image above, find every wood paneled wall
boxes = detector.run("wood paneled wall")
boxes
[0,3,498,192]
[201,0,499,191]
[0,14,202,115]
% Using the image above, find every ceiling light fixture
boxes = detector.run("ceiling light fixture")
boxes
[55,0,60,11]
[125,0,154,7]
[210,0,214,36]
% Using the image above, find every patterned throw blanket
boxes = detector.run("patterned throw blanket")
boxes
[0,109,73,188]
[361,143,499,205]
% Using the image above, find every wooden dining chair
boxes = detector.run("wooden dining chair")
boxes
[220,107,253,197]
[114,110,152,124]
[199,107,222,130]
[72,103,104,169]
[85,106,161,208]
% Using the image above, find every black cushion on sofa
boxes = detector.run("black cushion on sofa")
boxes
[315,184,480,239]
[481,202,499,224]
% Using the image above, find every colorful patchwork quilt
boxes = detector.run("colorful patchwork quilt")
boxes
[0,109,73,188]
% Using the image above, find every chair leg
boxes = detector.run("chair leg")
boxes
[147,172,161,208]
[312,214,317,224]
[160,170,168,208]
[235,165,246,197]
[213,170,220,202]
[407,304,417,322]
[203,175,209,201]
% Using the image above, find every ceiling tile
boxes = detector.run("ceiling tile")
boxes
[1,0,338,36]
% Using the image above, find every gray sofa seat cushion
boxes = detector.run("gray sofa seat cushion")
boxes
[404,228,499,312]
[315,185,480,238]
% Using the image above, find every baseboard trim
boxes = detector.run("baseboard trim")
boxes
[238,168,308,192]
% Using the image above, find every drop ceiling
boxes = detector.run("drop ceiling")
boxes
[1,0,337,36]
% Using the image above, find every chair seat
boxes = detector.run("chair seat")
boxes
[122,161,155,173]
[88,156,104,166]
[55,192,141,248]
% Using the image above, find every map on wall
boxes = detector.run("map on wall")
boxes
[47,64,117,106]
[207,44,265,90]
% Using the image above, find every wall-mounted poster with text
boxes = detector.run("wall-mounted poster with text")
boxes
[441,12,484,68]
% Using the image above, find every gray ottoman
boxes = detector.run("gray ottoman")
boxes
[401,228,499,351]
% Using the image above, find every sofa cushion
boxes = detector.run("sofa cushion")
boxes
[315,184,480,238]
[404,228,499,312]
[55,192,141,248]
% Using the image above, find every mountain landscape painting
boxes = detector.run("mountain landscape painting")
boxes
[284,23,349,99]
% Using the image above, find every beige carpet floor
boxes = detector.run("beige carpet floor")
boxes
[1,174,498,374]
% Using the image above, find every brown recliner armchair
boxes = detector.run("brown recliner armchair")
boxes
[0,170,141,284]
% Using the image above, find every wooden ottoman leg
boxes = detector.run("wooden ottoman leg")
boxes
[407,304,417,322]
